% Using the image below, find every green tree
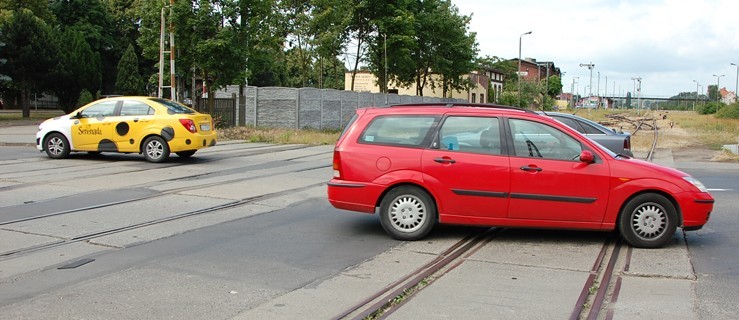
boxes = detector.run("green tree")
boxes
[281,0,315,88]
[427,1,478,97]
[310,0,352,89]
[345,0,376,91]
[107,0,153,91]
[0,8,57,117]
[49,28,102,112]
[116,44,144,95]
[707,84,719,102]
[235,0,287,87]
[177,1,248,111]
[0,30,10,92]
[77,89,93,107]
[0,0,54,22]
[50,0,117,94]
[544,75,562,97]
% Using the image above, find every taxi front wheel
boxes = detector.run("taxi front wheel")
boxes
[44,132,70,159]
[143,136,170,163]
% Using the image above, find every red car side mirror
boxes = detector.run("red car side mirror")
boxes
[579,150,595,164]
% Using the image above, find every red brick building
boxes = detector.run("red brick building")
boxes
[513,58,562,82]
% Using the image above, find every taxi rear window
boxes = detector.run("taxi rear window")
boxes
[151,98,196,114]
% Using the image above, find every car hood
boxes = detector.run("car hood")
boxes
[613,157,695,189]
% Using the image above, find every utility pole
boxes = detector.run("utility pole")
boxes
[604,76,608,108]
[158,0,177,101]
[518,31,532,108]
[631,77,642,111]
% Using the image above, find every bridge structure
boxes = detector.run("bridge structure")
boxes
[600,96,708,102]
[572,95,711,110]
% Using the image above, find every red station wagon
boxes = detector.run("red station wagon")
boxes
[327,103,714,248]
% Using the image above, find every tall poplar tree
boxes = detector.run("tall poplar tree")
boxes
[50,28,101,111]
[116,44,144,95]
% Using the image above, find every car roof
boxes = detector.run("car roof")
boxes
[362,103,541,118]
[538,111,625,135]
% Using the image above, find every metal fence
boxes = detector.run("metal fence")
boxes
[193,97,236,128]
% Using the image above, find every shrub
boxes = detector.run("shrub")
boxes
[697,102,719,115]
[715,104,739,119]
[77,89,93,107]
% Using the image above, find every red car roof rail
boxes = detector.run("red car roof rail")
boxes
[387,102,537,114]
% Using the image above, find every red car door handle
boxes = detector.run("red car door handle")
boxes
[434,157,456,164]
[520,166,542,172]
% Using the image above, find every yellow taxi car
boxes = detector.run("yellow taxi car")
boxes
[36,96,217,162]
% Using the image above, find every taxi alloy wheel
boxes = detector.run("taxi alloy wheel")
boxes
[143,136,170,163]
[44,132,70,159]
[618,193,677,248]
[379,186,437,241]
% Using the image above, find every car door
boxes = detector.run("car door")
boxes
[421,115,510,219]
[113,99,156,152]
[71,100,118,151]
[505,118,610,222]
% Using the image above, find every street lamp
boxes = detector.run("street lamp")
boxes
[713,74,725,102]
[518,31,532,108]
[570,77,578,108]
[693,80,699,111]
[731,63,739,102]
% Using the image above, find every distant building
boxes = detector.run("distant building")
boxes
[512,58,562,82]
[344,71,489,103]
[478,67,506,103]
[719,87,736,104]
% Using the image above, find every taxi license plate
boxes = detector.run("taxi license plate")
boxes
[200,124,211,131]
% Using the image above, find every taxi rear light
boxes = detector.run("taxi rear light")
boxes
[179,119,197,133]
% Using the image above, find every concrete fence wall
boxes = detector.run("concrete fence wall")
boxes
[213,86,463,130]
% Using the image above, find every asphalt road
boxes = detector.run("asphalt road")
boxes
[680,167,739,319]
[0,137,737,319]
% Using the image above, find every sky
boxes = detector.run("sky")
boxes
[452,0,739,98]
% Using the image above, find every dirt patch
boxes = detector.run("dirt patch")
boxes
[601,112,738,163]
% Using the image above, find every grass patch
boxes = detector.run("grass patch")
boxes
[218,126,341,145]
[566,109,739,152]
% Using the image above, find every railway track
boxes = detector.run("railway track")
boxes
[0,145,333,260]
[0,180,327,260]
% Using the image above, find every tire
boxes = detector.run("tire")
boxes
[43,133,70,159]
[176,150,197,158]
[379,186,437,241]
[143,136,170,163]
[618,193,678,248]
